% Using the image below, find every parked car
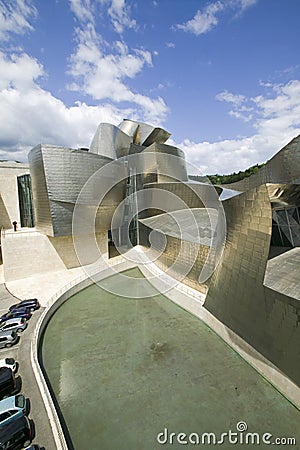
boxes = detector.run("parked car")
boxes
[0,309,31,323]
[0,368,17,400]
[0,318,27,334]
[0,415,32,449]
[9,299,40,312]
[0,358,17,374]
[0,394,28,428]
[0,332,19,350]
[24,446,45,450]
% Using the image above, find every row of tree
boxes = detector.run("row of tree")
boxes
[189,163,265,185]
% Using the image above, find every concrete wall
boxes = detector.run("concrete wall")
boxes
[0,162,30,229]
[2,229,108,282]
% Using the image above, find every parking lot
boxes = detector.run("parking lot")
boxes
[0,284,57,449]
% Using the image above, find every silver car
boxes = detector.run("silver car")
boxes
[0,394,28,427]
[0,332,19,349]
[0,358,17,373]
[0,318,27,334]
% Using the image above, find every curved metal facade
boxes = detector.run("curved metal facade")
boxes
[28,121,300,389]
[29,144,126,236]
[222,135,300,191]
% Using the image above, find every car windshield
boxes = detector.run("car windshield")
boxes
[5,358,14,365]
[15,395,25,408]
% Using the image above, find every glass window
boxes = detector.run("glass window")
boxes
[276,209,288,226]
[271,226,283,246]
[17,174,34,228]
[15,395,25,408]
[0,412,11,421]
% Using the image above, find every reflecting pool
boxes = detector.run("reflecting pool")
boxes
[42,268,300,449]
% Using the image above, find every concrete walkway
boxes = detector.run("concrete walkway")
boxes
[0,284,56,450]
[6,266,88,306]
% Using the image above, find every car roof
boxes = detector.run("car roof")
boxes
[0,367,13,382]
[0,318,23,326]
[19,299,38,303]
[0,415,28,440]
[0,395,16,411]
[10,306,29,311]
[0,330,14,336]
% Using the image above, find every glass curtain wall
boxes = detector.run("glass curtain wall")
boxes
[17,174,34,228]
[271,207,300,247]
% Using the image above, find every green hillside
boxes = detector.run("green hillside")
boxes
[189,163,265,185]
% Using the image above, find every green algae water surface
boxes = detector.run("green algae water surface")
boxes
[42,268,300,449]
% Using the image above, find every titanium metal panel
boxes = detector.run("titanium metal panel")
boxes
[118,119,171,146]
[139,208,219,245]
[267,183,300,207]
[28,145,53,235]
[222,135,300,191]
[29,145,126,236]
[204,185,300,386]
[141,143,188,183]
[142,182,222,213]
[89,123,133,159]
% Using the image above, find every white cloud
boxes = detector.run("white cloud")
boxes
[0,46,166,162]
[0,51,138,161]
[69,0,95,23]
[176,80,300,174]
[216,90,245,105]
[238,0,257,12]
[216,89,253,122]
[166,42,175,48]
[67,22,168,124]
[176,2,224,36]
[69,0,137,34]
[228,109,253,122]
[175,0,258,36]
[0,0,37,41]
[98,0,137,34]
[0,51,43,90]
[108,0,137,33]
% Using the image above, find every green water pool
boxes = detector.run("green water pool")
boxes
[42,268,300,449]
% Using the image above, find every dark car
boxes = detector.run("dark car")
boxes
[0,309,31,323]
[0,415,32,449]
[9,299,40,312]
[24,445,45,450]
[0,368,17,400]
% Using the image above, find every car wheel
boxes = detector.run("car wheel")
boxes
[23,439,31,447]
[5,343,12,348]
[17,328,23,333]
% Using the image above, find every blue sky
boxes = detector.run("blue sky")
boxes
[0,0,300,174]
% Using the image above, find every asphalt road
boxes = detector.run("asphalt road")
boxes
[0,284,57,450]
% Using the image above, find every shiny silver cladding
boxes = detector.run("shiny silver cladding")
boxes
[222,135,300,191]
[28,145,53,235]
[142,182,222,212]
[118,119,171,146]
[29,145,126,236]
[137,143,188,184]
[89,123,133,159]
